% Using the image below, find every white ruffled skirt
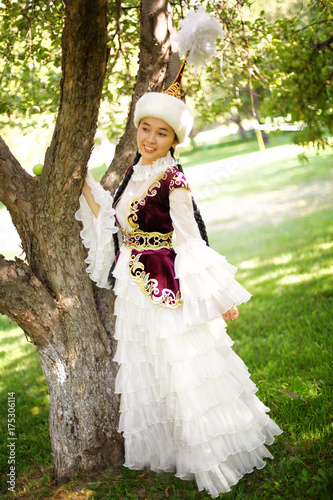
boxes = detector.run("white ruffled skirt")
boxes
[112,246,282,498]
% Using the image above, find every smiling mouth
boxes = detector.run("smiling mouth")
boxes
[144,145,155,152]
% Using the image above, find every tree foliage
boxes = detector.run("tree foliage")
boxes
[261,0,333,147]
[0,0,63,118]
[1,0,332,147]
[182,0,333,147]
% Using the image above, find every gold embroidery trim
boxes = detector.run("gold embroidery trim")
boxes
[126,167,189,230]
[122,229,173,251]
[169,172,190,193]
[128,252,183,309]
[127,177,163,230]
[124,167,185,309]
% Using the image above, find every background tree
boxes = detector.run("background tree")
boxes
[261,0,333,147]
[183,0,332,148]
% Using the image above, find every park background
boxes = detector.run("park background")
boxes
[1,0,332,498]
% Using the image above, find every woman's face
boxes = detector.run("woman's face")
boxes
[137,117,178,165]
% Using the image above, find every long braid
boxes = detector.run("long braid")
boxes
[170,147,209,246]
[108,151,141,288]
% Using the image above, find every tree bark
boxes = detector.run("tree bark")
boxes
[0,0,177,484]
[0,257,58,348]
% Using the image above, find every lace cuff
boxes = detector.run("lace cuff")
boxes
[75,170,118,289]
[175,238,251,324]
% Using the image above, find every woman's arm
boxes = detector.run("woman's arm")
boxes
[82,180,100,217]
[170,187,251,325]
[76,175,117,289]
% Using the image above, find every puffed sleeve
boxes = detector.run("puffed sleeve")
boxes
[75,170,118,289]
[170,187,251,325]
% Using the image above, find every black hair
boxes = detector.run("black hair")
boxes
[108,148,209,288]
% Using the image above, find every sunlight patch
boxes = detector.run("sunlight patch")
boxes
[239,258,261,269]
[316,241,333,251]
[279,274,304,284]
[272,253,293,265]
[279,267,333,285]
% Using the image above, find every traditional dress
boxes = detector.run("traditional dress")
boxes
[75,154,282,497]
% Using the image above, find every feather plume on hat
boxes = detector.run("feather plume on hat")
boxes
[134,7,225,144]
[173,5,226,72]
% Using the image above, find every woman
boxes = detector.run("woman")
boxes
[76,90,282,497]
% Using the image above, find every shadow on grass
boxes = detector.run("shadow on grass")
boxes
[207,198,333,499]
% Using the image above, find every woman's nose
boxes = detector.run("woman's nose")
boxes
[146,132,156,143]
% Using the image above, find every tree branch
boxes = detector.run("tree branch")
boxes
[23,0,110,297]
[41,0,108,216]
[0,255,62,347]
[313,34,333,51]
[293,19,331,35]
[0,136,37,262]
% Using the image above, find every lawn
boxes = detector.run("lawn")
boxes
[0,137,332,499]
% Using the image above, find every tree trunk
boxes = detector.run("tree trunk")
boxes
[38,314,122,481]
[0,0,177,484]
[103,0,178,193]
[0,0,124,482]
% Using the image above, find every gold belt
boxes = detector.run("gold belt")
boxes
[122,229,173,250]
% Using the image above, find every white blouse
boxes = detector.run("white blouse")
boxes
[75,155,251,323]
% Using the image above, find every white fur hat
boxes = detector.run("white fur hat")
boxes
[134,92,194,144]
[134,7,224,145]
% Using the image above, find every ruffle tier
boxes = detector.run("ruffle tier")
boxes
[112,257,282,497]
[175,239,252,325]
[75,170,118,288]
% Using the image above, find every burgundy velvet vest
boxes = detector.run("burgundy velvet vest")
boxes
[116,166,190,308]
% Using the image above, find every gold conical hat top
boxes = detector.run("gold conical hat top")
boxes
[163,54,188,100]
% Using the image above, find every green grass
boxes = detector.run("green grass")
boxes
[180,131,291,168]
[0,141,333,499]
[198,146,333,199]
[0,318,53,498]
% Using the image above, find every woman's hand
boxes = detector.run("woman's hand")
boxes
[222,304,239,321]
